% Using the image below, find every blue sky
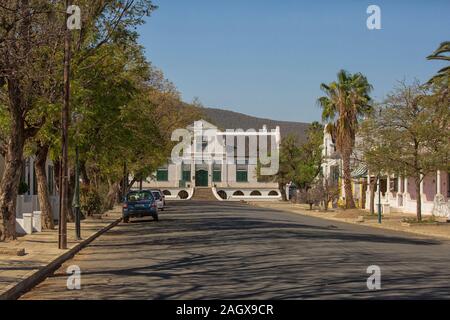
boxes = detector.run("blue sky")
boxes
[138,0,450,123]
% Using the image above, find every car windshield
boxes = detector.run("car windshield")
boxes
[152,192,161,200]
[127,191,153,202]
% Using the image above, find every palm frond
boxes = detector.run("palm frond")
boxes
[427,41,450,61]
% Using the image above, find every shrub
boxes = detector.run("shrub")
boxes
[80,186,103,216]
[18,181,29,195]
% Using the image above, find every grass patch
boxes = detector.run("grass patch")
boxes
[402,216,437,224]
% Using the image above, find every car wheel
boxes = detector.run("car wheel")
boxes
[154,215,159,222]
[123,216,129,223]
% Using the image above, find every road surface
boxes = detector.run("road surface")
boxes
[21,201,450,299]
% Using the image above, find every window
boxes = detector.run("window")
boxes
[217,190,227,199]
[392,178,398,192]
[156,169,169,181]
[213,171,221,182]
[213,163,221,182]
[152,191,161,200]
[127,191,153,202]
[331,166,340,185]
[182,170,191,181]
[236,164,248,182]
[178,190,189,199]
[182,163,191,181]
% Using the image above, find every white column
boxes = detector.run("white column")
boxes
[436,170,442,195]
[191,161,195,187]
[420,173,427,203]
[397,175,403,207]
[420,173,424,195]
[366,170,371,210]
[222,162,227,186]
[404,176,408,195]
[208,162,213,187]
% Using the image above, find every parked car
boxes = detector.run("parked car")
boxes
[151,189,165,211]
[122,190,159,223]
[160,189,166,206]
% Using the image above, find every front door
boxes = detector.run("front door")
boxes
[195,170,208,187]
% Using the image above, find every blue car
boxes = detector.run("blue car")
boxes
[122,190,159,223]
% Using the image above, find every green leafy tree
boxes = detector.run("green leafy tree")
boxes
[318,70,373,209]
[297,122,324,190]
[0,1,64,240]
[0,0,157,239]
[257,122,323,201]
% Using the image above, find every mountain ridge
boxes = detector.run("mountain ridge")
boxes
[200,107,311,143]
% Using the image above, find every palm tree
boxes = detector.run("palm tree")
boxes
[318,70,373,209]
[427,41,450,84]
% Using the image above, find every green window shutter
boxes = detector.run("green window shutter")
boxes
[182,170,191,181]
[236,170,248,182]
[213,170,221,182]
[156,169,168,181]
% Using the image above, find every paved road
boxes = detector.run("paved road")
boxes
[21,201,450,299]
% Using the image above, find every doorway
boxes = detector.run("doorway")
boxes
[195,170,208,187]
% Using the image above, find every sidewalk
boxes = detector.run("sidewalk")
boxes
[0,207,122,299]
[248,201,450,240]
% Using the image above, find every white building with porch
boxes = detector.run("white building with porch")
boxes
[0,156,59,234]
[321,127,450,217]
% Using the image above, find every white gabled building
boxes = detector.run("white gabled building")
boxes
[141,119,283,201]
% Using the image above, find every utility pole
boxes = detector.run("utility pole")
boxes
[123,162,128,201]
[73,143,81,240]
[59,0,72,249]
[377,174,382,224]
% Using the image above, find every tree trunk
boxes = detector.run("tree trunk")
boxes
[415,176,422,221]
[342,151,355,208]
[323,179,329,211]
[79,160,90,188]
[279,182,287,201]
[0,85,25,241]
[54,159,61,192]
[117,179,124,204]
[35,143,54,230]
[105,180,120,210]
[54,159,74,222]
[370,179,375,215]
[361,181,367,209]
[66,166,75,222]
